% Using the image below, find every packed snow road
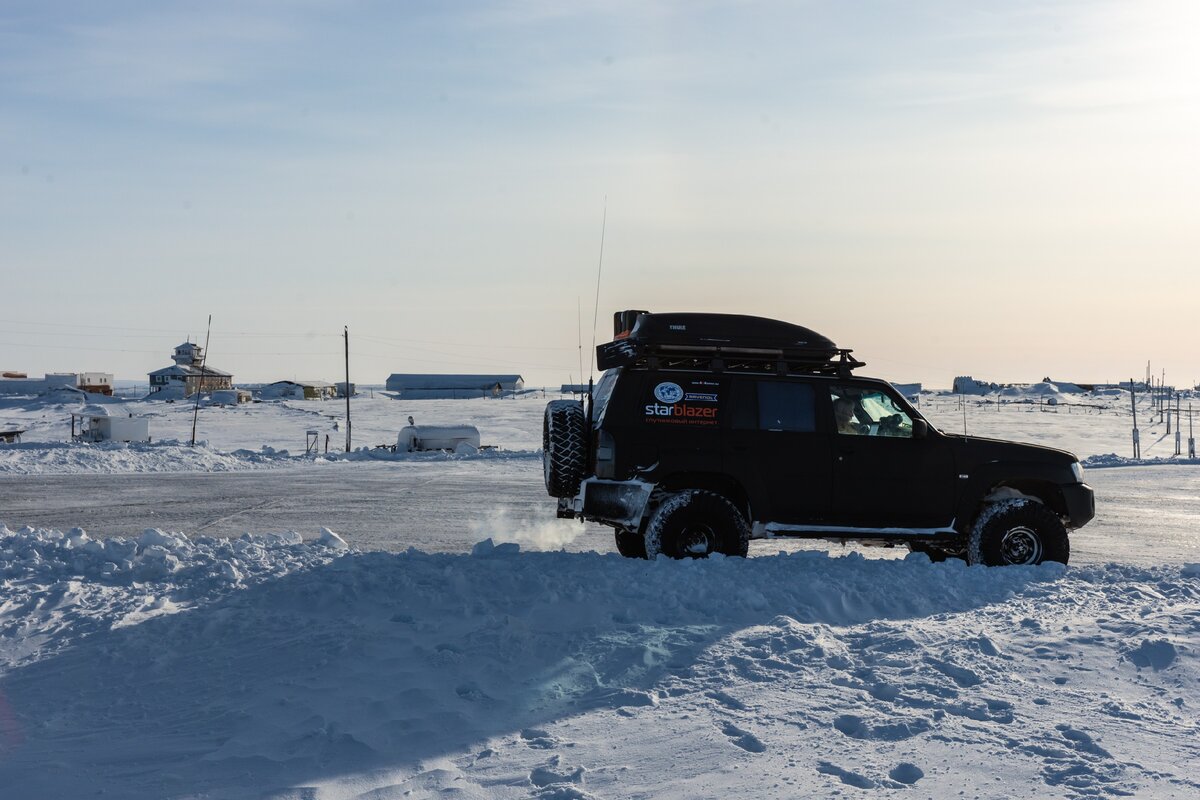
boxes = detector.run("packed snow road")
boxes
[2,460,1198,565]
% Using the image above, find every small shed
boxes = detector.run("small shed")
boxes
[71,405,150,443]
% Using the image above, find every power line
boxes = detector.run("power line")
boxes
[355,333,573,352]
[0,318,341,338]
[0,340,340,356]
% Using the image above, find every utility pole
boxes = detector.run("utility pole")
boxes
[1130,379,1141,459]
[1189,404,1196,459]
[344,325,351,453]
[190,315,212,447]
[1175,394,1182,456]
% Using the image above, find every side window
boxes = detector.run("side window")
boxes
[591,369,619,423]
[730,379,757,429]
[756,381,815,432]
[830,385,915,437]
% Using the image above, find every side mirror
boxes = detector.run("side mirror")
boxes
[912,419,928,439]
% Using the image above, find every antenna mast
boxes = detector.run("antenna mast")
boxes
[588,197,607,381]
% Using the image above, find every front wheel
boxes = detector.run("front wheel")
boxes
[968,499,1069,566]
[644,490,749,559]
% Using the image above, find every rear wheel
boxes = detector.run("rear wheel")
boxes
[614,528,647,559]
[968,499,1069,566]
[644,490,749,559]
[543,400,587,498]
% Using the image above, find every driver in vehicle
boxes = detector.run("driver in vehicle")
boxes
[834,397,866,435]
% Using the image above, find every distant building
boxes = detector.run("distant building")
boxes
[0,373,79,395]
[148,342,233,396]
[71,405,150,443]
[77,372,114,396]
[335,382,356,398]
[952,376,996,395]
[264,380,337,400]
[386,374,524,399]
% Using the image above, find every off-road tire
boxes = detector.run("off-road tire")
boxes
[644,490,750,559]
[968,498,1069,566]
[614,528,647,559]
[543,400,587,498]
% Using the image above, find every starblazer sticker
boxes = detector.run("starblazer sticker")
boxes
[644,379,721,426]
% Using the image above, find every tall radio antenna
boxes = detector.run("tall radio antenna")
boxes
[577,296,584,391]
[588,197,607,381]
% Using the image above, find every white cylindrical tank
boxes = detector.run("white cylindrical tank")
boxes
[396,425,480,452]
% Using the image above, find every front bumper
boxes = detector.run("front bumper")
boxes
[1062,482,1095,528]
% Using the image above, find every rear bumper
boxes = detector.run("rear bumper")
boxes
[1062,482,1095,528]
[557,478,654,529]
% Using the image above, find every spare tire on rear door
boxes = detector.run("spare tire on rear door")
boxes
[543,400,587,498]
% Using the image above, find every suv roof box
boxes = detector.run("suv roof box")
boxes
[599,311,863,375]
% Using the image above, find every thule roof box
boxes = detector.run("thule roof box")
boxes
[597,311,864,376]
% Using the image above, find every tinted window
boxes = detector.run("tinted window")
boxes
[591,369,619,422]
[757,381,815,432]
[730,379,758,429]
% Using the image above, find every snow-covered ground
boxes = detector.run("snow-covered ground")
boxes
[1,387,1198,798]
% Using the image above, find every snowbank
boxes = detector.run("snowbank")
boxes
[1,525,1197,799]
[0,438,539,474]
[1084,453,1200,468]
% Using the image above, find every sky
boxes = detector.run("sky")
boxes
[2,1,1198,389]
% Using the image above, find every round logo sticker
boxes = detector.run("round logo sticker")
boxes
[654,382,684,404]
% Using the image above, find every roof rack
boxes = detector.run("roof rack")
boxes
[597,311,864,377]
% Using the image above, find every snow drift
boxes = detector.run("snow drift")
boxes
[1,525,1197,799]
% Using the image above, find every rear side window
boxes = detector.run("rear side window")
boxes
[734,380,816,432]
[591,369,619,423]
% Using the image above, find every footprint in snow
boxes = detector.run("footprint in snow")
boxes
[529,763,585,788]
[817,761,875,789]
[528,755,596,799]
[833,713,932,741]
[720,721,766,753]
[455,682,493,703]
[521,727,559,750]
[924,656,984,688]
[889,762,924,785]
[706,689,748,711]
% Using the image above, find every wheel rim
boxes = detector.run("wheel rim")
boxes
[679,524,717,556]
[1000,526,1043,565]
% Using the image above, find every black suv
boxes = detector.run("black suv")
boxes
[544,310,1094,566]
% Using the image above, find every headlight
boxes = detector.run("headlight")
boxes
[1070,462,1085,483]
